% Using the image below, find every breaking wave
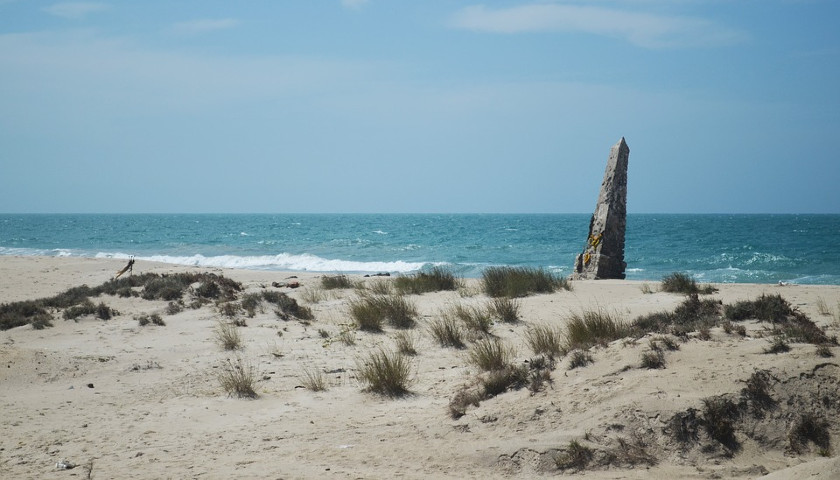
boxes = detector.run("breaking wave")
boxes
[132,253,425,273]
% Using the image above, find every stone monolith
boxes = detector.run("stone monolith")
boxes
[571,137,629,280]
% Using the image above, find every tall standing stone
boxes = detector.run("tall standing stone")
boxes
[571,137,629,280]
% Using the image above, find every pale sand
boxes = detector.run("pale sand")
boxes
[1,256,839,479]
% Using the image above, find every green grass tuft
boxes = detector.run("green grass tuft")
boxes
[468,338,514,371]
[356,348,413,397]
[481,266,568,298]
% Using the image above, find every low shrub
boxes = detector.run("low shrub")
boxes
[741,370,774,409]
[788,413,831,453]
[640,349,666,369]
[268,292,313,321]
[567,350,593,369]
[0,301,49,330]
[166,301,183,315]
[816,344,834,358]
[764,335,790,354]
[137,313,165,327]
[64,300,115,320]
[701,396,740,450]
[356,348,413,397]
[555,440,594,471]
[240,293,263,317]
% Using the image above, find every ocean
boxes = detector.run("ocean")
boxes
[1,214,838,285]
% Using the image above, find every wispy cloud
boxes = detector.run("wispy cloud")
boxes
[449,3,746,48]
[42,2,109,20]
[171,18,241,35]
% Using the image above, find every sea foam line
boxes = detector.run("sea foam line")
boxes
[135,253,426,273]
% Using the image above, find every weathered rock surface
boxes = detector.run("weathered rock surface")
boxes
[571,137,629,280]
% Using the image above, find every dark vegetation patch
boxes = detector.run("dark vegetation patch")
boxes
[1,272,246,330]
[660,272,718,295]
[348,294,416,331]
[394,267,461,295]
[481,266,569,298]
[320,274,354,290]
[725,294,835,346]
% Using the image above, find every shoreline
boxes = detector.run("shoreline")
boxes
[2,256,839,478]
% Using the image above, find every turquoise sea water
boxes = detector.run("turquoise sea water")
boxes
[1,214,838,284]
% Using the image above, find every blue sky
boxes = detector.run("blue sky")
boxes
[1,1,838,213]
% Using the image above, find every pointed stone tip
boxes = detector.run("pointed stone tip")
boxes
[615,137,629,152]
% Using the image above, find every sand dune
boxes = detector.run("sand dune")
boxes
[1,256,838,479]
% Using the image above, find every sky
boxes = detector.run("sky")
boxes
[1,1,838,214]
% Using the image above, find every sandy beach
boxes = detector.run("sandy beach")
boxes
[1,256,839,479]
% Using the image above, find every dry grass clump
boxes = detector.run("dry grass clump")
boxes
[525,323,565,359]
[481,266,569,298]
[741,370,775,409]
[428,315,466,348]
[567,350,593,370]
[481,365,529,397]
[565,308,629,351]
[356,348,413,397]
[394,267,461,295]
[365,279,394,295]
[299,365,327,392]
[816,344,834,358]
[349,293,417,331]
[660,272,717,295]
[640,349,666,369]
[815,297,831,316]
[450,303,493,336]
[321,275,356,290]
[394,331,417,356]
[764,335,791,354]
[215,319,243,350]
[554,440,594,472]
[217,356,257,398]
[449,388,484,419]
[468,337,515,372]
[300,286,327,304]
[701,396,740,450]
[488,297,521,323]
[788,413,831,454]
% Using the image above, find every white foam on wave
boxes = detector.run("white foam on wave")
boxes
[137,252,426,273]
